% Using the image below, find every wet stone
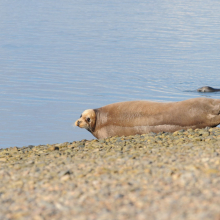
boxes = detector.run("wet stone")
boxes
[27,145,35,149]
[77,145,85,149]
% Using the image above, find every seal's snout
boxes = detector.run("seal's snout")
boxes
[75,120,80,127]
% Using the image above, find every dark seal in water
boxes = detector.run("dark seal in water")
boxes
[197,86,220,92]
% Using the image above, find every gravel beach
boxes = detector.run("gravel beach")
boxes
[1,127,220,220]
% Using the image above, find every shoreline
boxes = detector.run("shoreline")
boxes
[1,127,220,219]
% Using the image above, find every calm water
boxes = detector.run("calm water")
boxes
[1,0,220,148]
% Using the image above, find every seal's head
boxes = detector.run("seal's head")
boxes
[75,109,96,132]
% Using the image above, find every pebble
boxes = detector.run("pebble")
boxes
[0,158,7,162]
[1,127,220,219]
[48,146,59,151]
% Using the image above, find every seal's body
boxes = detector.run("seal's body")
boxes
[197,86,220,93]
[75,97,220,139]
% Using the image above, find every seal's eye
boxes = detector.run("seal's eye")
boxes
[86,117,90,122]
[80,114,82,118]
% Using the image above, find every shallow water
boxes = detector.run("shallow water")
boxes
[1,0,220,148]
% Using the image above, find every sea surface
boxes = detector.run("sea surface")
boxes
[1,0,220,148]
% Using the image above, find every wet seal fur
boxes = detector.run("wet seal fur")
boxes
[75,97,220,139]
[197,86,220,93]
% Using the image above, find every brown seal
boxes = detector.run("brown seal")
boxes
[197,86,220,92]
[75,97,220,139]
